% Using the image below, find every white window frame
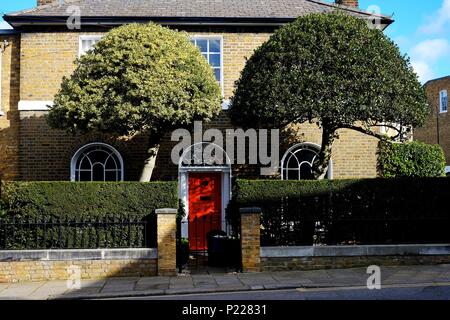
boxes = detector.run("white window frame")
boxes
[78,35,103,57]
[281,142,333,180]
[440,89,448,113]
[190,35,224,98]
[70,142,124,182]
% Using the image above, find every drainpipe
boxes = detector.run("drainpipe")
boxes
[0,40,10,117]
[436,102,440,145]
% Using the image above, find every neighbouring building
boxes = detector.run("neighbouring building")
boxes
[414,76,450,176]
[0,0,393,239]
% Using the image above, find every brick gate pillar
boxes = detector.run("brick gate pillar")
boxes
[240,207,261,272]
[156,208,177,276]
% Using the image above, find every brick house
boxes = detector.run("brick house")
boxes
[0,0,393,237]
[414,76,450,176]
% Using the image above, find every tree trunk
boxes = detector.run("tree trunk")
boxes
[139,135,162,182]
[313,126,335,180]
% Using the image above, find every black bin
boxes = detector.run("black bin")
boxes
[207,230,228,267]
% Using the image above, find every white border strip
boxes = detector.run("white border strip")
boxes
[261,244,450,258]
[18,100,53,111]
[0,248,157,261]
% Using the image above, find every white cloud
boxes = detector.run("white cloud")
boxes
[411,60,435,83]
[0,21,12,30]
[409,38,450,83]
[410,39,450,62]
[419,0,450,34]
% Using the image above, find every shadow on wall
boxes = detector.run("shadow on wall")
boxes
[0,36,20,181]
[13,113,181,182]
[0,258,160,300]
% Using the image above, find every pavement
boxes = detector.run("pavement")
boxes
[0,264,449,300]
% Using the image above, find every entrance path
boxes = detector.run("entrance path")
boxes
[0,264,448,300]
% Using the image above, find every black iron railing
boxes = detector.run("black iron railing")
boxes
[259,195,450,247]
[0,215,156,250]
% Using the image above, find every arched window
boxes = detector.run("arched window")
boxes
[281,143,332,180]
[70,143,124,182]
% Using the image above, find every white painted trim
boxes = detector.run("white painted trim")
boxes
[78,35,103,57]
[189,35,225,97]
[281,142,333,180]
[440,89,448,113]
[178,142,232,239]
[70,142,124,182]
[261,244,450,258]
[221,100,231,110]
[18,100,53,111]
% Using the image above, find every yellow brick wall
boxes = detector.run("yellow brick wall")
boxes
[12,27,379,180]
[414,77,450,165]
[0,259,156,283]
[0,35,20,180]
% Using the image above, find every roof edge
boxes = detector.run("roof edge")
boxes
[307,0,393,22]
[3,14,394,28]
[424,75,450,87]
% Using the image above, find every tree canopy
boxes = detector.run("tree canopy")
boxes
[230,13,429,177]
[48,23,222,180]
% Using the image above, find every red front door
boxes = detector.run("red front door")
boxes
[188,172,222,251]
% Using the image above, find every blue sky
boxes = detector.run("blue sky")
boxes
[1,0,450,83]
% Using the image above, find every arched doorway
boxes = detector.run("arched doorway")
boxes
[178,142,232,249]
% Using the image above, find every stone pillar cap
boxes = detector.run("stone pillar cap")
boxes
[239,207,262,214]
[155,208,177,215]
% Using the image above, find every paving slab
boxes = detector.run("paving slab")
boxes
[135,277,170,290]
[0,282,44,298]
[169,277,194,289]
[237,273,278,285]
[62,287,102,297]
[0,283,11,292]
[102,281,136,293]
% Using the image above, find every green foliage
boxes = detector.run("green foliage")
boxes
[231,13,428,129]
[1,181,178,219]
[229,179,450,246]
[0,201,6,218]
[48,23,222,137]
[230,12,429,177]
[378,141,446,178]
[0,181,178,249]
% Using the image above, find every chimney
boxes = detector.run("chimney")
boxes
[335,0,359,8]
[37,0,57,6]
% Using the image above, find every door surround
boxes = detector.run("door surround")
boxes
[178,142,232,239]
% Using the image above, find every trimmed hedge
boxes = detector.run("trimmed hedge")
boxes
[378,141,446,178]
[1,181,178,219]
[0,181,178,249]
[229,179,450,246]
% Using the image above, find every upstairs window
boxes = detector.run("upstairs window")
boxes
[440,90,448,113]
[190,37,223,87]
[79,35,102,56]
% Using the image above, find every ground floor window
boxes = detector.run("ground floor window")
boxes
[281,143,332,180]
[70,142,124,182]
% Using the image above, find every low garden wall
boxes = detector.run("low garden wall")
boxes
[260,244,450,271]
[0,181,179,282]
[234,178,450,272]
[0,248,157,283]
